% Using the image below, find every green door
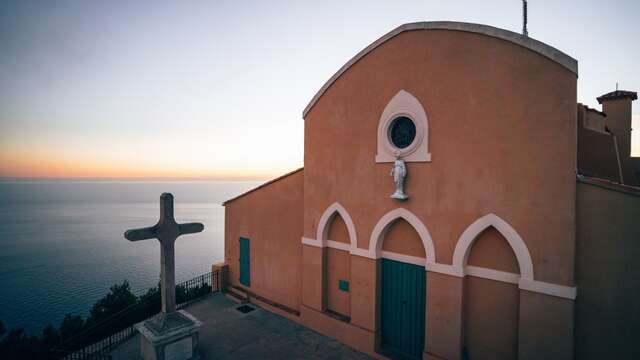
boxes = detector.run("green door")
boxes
[381,258,426,359]
[239,237,250,286]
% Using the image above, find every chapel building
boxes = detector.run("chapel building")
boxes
[217,22,640,360]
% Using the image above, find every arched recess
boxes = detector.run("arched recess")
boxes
[459,215,523,360]
[369,208,436,265]
[453,213,534,280]
[316,202,358,249]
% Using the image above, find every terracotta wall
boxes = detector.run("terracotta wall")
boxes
[463,225,520,359]
[577,105,622,182]
[224,170,304,311]
[304,28,577,287]
[327,214,350,243]
[603,99,635,185]
[326,247,351,316]
[574,180,640,359]
[303,28,577,359]
[381,218,425,257]
[467,227,520,273]
[463,277,519,359]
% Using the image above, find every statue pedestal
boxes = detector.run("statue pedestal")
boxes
[136,310,202,360]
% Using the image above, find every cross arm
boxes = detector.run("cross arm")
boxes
[125,226,158,241]
[178,222,204,236]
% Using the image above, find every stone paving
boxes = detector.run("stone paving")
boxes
[110,293,373,359]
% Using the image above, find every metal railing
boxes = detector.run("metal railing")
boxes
[50,270,219,359]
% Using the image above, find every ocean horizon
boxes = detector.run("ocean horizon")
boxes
[0,180,260,334]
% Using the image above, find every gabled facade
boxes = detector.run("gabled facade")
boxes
[221,22,639,360]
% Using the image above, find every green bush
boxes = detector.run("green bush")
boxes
[0,276,211,359]
[87,281,137,325]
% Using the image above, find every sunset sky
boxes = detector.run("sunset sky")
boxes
[1,0,639,180]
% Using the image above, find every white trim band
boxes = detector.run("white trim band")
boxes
[301,237,576,299]
[519,278,577,300]
[302,237,322,247]
[326,240,351,252]
[465,265,520,284]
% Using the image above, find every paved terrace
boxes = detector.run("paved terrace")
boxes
[110,294,372,359]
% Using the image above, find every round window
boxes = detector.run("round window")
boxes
[388,116,416,149]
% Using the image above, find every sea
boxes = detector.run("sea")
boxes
[0,180,260,335]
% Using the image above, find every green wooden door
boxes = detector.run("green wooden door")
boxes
[239,237,250,286]
[381,258,426,359]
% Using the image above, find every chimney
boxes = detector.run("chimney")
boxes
[597,90,637,159]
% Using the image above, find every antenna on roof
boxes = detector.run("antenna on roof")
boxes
[616,82,619,91]
[522,0,529,37]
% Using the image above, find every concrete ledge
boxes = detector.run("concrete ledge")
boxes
[303,21,578,118]
[249,294,301,323]
[300,305,378,358]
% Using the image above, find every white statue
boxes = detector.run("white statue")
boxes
[390,158,408,200]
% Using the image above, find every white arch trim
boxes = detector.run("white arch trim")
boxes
[316,202,358,250]
[369,208,436,266]
[301,211,577,299]
[453,213,534,281]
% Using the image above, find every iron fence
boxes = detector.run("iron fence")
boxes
[50,270,219,359]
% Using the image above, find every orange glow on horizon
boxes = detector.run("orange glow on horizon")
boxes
[0,151,288,181]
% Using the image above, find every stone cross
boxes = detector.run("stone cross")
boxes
[125,193,204,314]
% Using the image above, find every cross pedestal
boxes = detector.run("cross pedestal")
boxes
[125,193,204,360]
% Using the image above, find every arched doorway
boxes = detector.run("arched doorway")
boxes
[370,209,434,359]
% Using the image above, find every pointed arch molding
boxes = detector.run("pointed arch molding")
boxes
[453,213,534,280]
[316,202,358,249]
[369,208,436,264]
[300,209,577,300]
[452,213,576,300]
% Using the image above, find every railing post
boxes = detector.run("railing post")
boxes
[211,262,228,292]
[50,271,215,359]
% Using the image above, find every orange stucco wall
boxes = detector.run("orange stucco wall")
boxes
[467,227,520,273]
[327,213,350,244]
[224,169,304,311]
[603,99,637,186]
[464,277,519,359]
[326,247,351,316]
[225,25,582,360]
[303,29,577,287]
[463,226,520,359]
[302,28,577,359]
[577,105,622,182]
[381,218,425,257]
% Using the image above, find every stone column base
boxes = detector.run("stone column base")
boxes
[135,310,202,360]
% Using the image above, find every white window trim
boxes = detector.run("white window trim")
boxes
[376,90,431,163]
